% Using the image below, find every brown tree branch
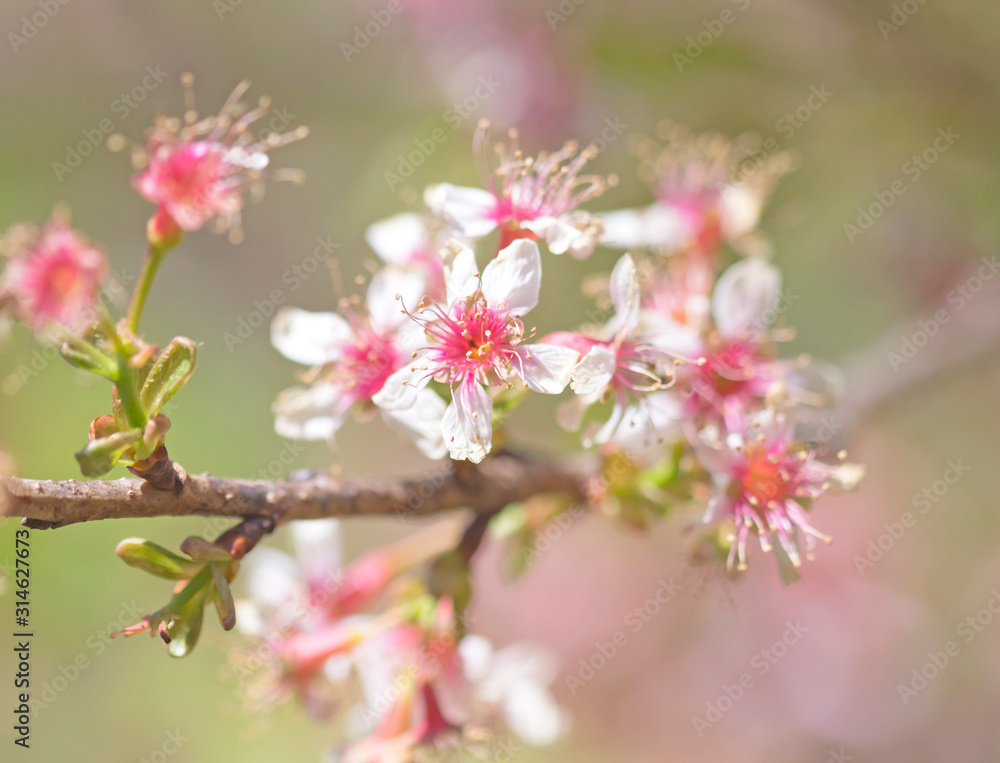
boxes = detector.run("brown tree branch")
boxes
[0,451,585,530]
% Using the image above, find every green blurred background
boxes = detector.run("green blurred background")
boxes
[1,1,999,761]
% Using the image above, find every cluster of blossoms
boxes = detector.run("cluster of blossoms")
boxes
[0,74,864,762]
[256,119,864,759]
[275,119,863,579]
[232,518,568,760]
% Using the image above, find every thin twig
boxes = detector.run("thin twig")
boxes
[0,452,584,530]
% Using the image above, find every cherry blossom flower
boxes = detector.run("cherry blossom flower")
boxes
[600,122,793,257]
[546,253,679,446]
[0,216,108,332]
[373,239,578,462]
[271,267,447,458]
[424,121,611,259]
[126,75,308,243]
[673,256,792,426]
[236,521,567,758]
[696,406,864,574]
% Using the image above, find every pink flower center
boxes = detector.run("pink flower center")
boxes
[665,191,724,254]
[697,339,763,398]
[333,329,402,401]
[153,142,229,209]
[10,231,106,330]
[737,442,796,508]
[417,297,524,385]
[43,262,84,301]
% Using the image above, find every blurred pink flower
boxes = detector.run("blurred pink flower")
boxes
[129,76,307,242]
[425,122,610,259]
[1,216,108,332]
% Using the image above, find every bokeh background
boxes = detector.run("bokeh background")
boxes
[2,1,999,761]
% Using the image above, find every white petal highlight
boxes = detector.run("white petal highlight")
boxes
[599,204,684,249]
[424,183,498,239]
[380,388,448,460]
[444,240,480,305]
[569,344,616,396]
[516,343,579,394]
[364,212,427,265]
[366,266,425,332]
[273,384,349,441]
[711,257,782,339]
[442,379,493,463]
[371,354,432,411]
[271,308,352,366]
[609,253,640,333]
[290,518,342,584]
[481,238,542,316]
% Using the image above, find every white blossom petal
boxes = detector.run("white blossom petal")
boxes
[367,266,425,332]
[609,253,640,333]
[570,345,616,396]
[599,204,685,249]
[234,600,265,637]
[273,384,350,441]
[290,518,342,584]
[611,392,682,456]
[504,683,569,746]
[556,395,594,432]
[522,212,600,260]
[711,257,782,339]
[459,634,495,684]
[224,146,269,171]
[371,351,433,410]
[445,240,480,305]
[591,392,629,445]
[481,239,541,316]
[364,212,428,265]
[243,547,302,610]
[379,388,448,460]
[515,343,578,394]
[424,183,498,239]
[639,311,705,357]
[720,184,763,241]
[442,379,493,463]
[271,308,352,366]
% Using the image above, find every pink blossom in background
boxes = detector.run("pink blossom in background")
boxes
[1,217,108,332]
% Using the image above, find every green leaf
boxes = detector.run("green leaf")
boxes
[74,429,143,477]
[180,536,232,563]
[111,387,128,432]
[60,340,117,380]
[140,337,197,416]
[210,563,236,631]
[115,539,203,579]
[165,592,207,658]
[160,566,212,658]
